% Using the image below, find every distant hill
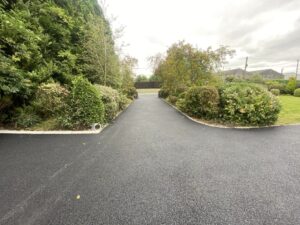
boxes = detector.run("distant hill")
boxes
[221,68,284,80]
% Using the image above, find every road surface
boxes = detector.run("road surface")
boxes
[1,94,300,225]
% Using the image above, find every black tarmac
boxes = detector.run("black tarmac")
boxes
[1,94,300,225]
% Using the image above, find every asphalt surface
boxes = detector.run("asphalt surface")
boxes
[1,94,300,225]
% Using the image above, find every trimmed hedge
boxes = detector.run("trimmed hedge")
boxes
[294,88,300,97]
[220,83,281,126]
[59,77,104,129]
[182,86,220,119]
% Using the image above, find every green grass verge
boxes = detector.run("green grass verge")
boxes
[277,95,300,125]
[137,88,160,94]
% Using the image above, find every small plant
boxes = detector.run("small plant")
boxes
[294,88,300,97]
[220,83,281,126]
[270,89,280,96]
[182,86,220,119]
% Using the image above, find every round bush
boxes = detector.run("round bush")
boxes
[158,88,169,98]
[59,77,104,129]
[167,95,178,105]
[119,94,131,110]
[123,87,138,99]
[294,88,300,97]
[32,82,69,118]
[220,83,281,126]
[270,89,280,96]
[94,85,121,122]
[183,86,220,119]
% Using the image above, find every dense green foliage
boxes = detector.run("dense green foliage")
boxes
[0,0,135,129]
[135,75,148,82]
[220,83,281,126]
[32,82,69,118]
[59,77,104,129]
[94,85,130,122]
[286,77,297,94]
[294,88,300,97]
[153,41,234,96]
[180,86,220,119]
[158,89,169,98]
[270,89,280,96]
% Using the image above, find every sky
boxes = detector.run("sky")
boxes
[101,0,300,75]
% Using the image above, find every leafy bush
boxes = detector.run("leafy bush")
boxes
[13,106,41,128]
[123,87,138,100]
[266,81,286,94]
[220,83,281,126]
[270,89,280,96]
[158,88,169,98]
[294,88,300,97]
[119,94,131,110]
[182,86,220,119]
[167,95,178,105]
[32,82,69,118]
[0,96,13,113]
[59,77,104,129]
[286,77,297,94]
[94,85,121,122]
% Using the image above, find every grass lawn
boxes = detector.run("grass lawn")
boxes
[277,95,300,125]
[137,88,160,94]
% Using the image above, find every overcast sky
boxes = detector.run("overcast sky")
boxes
[102,0,300,75]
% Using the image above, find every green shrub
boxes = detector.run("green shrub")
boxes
[286,77,297,94]
[158,88,169,98]
[294,88,300,97]
[94,85,120,122]
[173,84,187,96]
[123,87,138,99]
[266,81,286,94]
[220,83,281,126]
[32,82,69,118]
[13,106,41,128]
[167,95,178,105]
[59,77,104,129]
[182,86,220,119]
[270,89,280,96]
[119,94,131,110]
[0,96,13,112]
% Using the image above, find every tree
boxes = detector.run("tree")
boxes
[286,77,297,94]
[135,75,148,82]
[120,56,137,90]
[0,0,127,124]
[152,41,234,95]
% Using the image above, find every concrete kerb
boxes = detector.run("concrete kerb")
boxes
[161,98,300,129]
[0,101,133,135]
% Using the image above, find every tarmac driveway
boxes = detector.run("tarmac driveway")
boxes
[1,94,300,225]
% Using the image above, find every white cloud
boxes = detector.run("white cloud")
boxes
[102,0,300,75]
